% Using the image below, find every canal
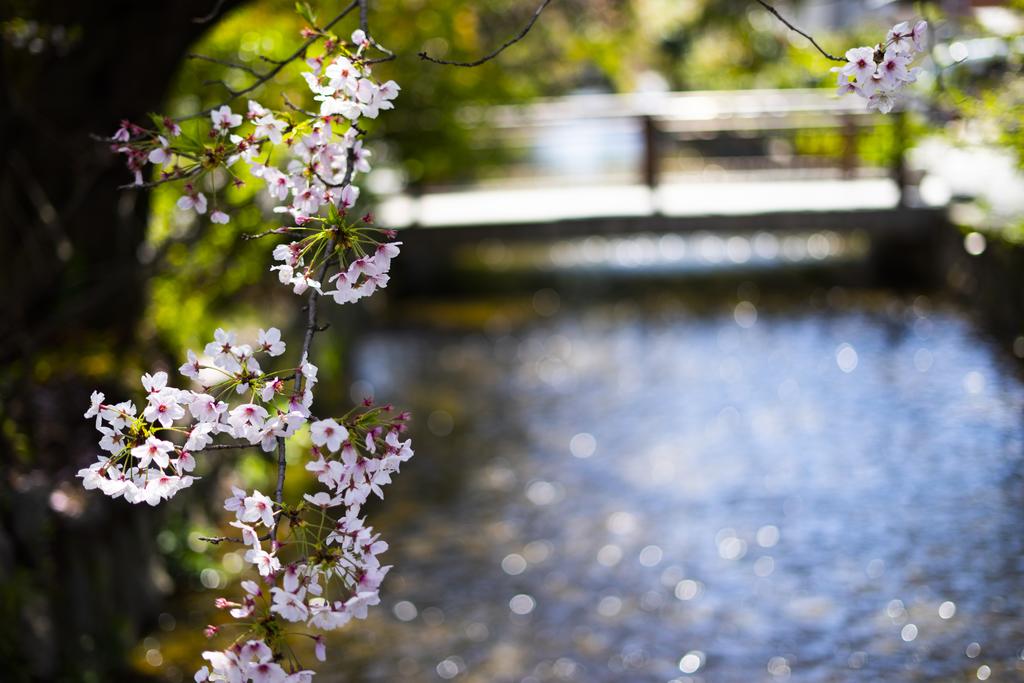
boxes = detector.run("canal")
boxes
[306,282,1024,682]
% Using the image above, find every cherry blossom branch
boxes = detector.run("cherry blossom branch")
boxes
[418,0,553,67]
[178,0,360,121]
[269,251,330,544]
[755,0,847,62]
[269,146,356,543]
[296,148,357,367]
[82,7,421,678]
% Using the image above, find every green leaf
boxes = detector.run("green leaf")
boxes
[294,2,317,26]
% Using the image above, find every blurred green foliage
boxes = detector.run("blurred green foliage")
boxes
[143,0,638,351]
[110,0,1024,501]
[923,6,1024,242]
[144,0,939,354]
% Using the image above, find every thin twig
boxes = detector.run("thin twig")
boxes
[354,0,395,63]
[194,442,253,451]
[755,0,847,62]
[199,531,272,545]
[313,168,349,189]
[203,79,241,95]
[271,436,288,543]
[243,227,294,240]
[269,147,357,543]
[188,52,265,78]
[364,52,397,65]
[198,535,241,545]
[282,93,319,118]
[177,0,360,122]
[364,37,396,64]
[418,0,553,67]
[117,169,200,191]
[193,0,227,24]
[369,38,394,60]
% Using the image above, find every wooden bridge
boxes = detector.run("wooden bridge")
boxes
[382,89,947,288]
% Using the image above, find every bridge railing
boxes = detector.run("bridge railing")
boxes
[455,88,909,201]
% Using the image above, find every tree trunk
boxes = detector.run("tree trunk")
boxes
[0,1,241,679]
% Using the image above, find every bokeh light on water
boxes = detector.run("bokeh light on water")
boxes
[318,291,1024,682]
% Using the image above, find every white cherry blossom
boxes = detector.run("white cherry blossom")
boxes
[177,191,208,215]
[241,489,276,528]
[91,29,415,678]
[310,418,347,452]
[834,20,927,113]
[258,328,286,356]
[210,105,242,132]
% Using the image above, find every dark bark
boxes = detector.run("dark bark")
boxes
[0,1,241,679]
[0,0,240,358]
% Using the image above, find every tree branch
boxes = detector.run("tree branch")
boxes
[193,442,253,451]
[352,0,396,63]
[188,52,265,78]
[755,0,847,62]
[199,531,272,545]
[418,0,552,67]
[203,79,241,96]
[271,435,288,543]
[117,168,201,191]
[364,43,396,64]
[178,0,360,122]
[193,0,228,24]
[243,227,294,240]
[281,93,319,118]
[269,146,357,543]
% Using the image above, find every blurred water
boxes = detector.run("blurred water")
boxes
[326,291,1024,682]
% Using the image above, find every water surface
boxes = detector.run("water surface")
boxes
[327,289,1024,682]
